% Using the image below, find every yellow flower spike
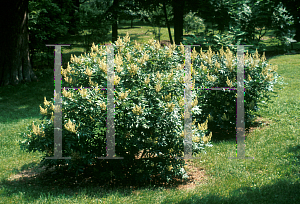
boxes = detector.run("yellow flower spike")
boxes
[78,86,87,98]
[180,130,185,138]
[265,73,273,81]
[215,61,221,69]
[202,132,212,144]
[226,76,233,87]
[85,66,93,77]
[64,119,79,134]
[155,83,163,92]
[198,119,208,131]
[126,52,132,62]
[32,122,40,135]
[129,64,139,75]
[114,52,123,66]
[192,96,198,108]
[261,52,266,62]
[99,102,106,110]
[191,47,198,61]
[144,76,151,85]
[164,93,172,102]
[179,42,185,55]
[66,62,72,73]
[39,105,47,115]
[133,104,145,115]
[154,40,161,50]
[116,65,123,73]
[50,103,54,111]
[70,54,74,62]
[166,102,175,112]
[134,40,142,51]
[50,112,54,122]
[221,113,229,121]
[272,65,278,72]
[123,32,130,43]
[99,59,107,74]
[208,114,213,122]
[114,75,121,85]
[170,41,176,52]
[192,119,197,126]
[248,75,252,81]
[156,71,162,79]
[44,97,50,106]
[253,49,260,60]
[116,36,123,46]
[62,87,68,98]
[148,38,155,46]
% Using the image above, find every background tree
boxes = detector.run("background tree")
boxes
[0,0,38,86]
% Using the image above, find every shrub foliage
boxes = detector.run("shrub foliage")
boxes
[20,33,283,184]
[20,33,213,185]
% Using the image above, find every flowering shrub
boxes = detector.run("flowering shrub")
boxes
[189,46,284,136]
[20,33,213,184]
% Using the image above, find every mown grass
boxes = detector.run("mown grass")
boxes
[0,20,299,203]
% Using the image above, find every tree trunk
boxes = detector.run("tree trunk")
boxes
[69,0,80,35]
[112,0,119,43]
[172,0,185,45]
[0,0,38,87]
[162,1,173,45]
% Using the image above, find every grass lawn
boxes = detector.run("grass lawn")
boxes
[0,20,299,203]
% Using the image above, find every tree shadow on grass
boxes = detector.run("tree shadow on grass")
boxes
[209,116,273,143]
[164,180,300,204]
[1,154,211,201]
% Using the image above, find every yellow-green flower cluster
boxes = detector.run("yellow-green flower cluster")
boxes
[132,104,145,115]
[221,113,229,121]
[85,66,93,77]
[226,76,233,87]
[39,105,47,115]
[108,74,121,86]
[208,114,213,122]
[148,38,155,46]
[89,77,98,87]
[144,74,151,85]
[179,42,185,55]
[70,54,82,64]
[126,52,132,63]
[156,71,162,80]
[162,93,172,102]
[137,51,150,64]
[118,89,131,100]
[197,119,208,131]
[202,132,212,144]
[129,64,139,76]
[134,40,142,52]
[78,86,87,98]
[98,58,107,74]
[165,102,175,112]
[224,47,233,70]
[206,46,214,65]
[123,32,130,44]
[207,72,217,82]
[154,40,161,50]
[155,83,163,92]
[114,52,123,67]
[64,119,79,134]
[62,88,73,98]
[191,47,198,62]
[99,102,106,110]
[32,122,45,137]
